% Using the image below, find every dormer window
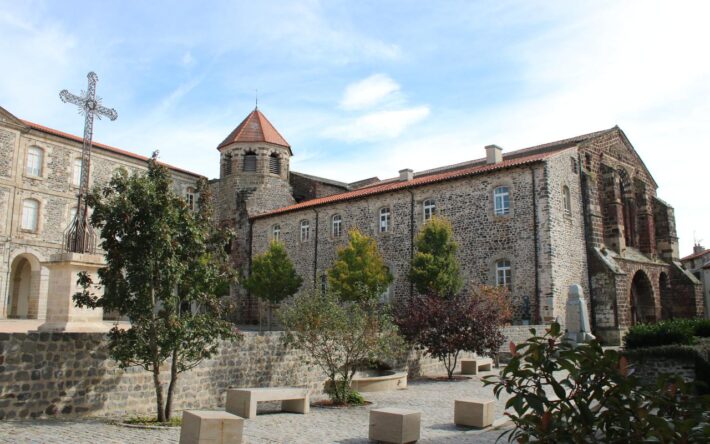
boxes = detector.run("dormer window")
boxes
[243,151,257,172]
[269,153,281,175]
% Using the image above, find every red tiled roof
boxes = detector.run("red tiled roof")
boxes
[251,149,565,220]
[21,120,203,178]
[681,249,710,262]
[217,108,291,152]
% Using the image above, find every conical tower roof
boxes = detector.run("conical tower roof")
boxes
[218,108,291,153]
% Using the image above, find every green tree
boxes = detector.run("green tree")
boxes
[328,229,392,302]
[279,290,403,405]
[408,216,462,298]
[74,154,239,422]
[244,241,303,329]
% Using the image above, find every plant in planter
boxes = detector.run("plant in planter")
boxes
[483,323,710,443]
[279,290,402,405]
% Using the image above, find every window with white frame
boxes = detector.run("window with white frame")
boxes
[300,220,310,242]
[494,186,510,216]
[21,199,39,231]
[272,224,281,241]
[26,146,43,177]
[563,185,571,215]
[495,259,512,290]
[72,158,83,186]
[379,207,391,233]
[332,214,342,237]
[423,199,436,222]
[185,187,196,210]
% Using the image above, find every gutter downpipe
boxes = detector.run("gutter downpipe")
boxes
[530,166,541,324]
[407,189,415,299]
[313,209,319,288]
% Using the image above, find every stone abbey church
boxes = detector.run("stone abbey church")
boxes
[0,105,703,344]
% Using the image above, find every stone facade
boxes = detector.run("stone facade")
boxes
[0,107,200,321]
[681,245,710,319]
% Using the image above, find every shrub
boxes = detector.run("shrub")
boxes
[624,320,695,349]
[408,216,462,298]
[483,323,710,443]
[394,286,509,379]
[693,319,710,337]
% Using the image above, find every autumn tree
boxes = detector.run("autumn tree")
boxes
[328,229,392,303]
[408,216,462,298]
[244,241,303,329]
[394,286,510,379]
[74,154,239,422]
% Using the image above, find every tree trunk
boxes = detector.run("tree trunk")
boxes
[153,363,165,422]
[164,349,179,420]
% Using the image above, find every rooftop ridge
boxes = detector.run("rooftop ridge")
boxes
[217,108,291,152]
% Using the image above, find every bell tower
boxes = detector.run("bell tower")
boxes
[213,108,296,320]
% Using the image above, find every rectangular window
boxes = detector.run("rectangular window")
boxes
[185,188,195,210]
[494,187,510,216]
[496,260,512,290]
[26,147,42,177]
[423,200,435,222]
[332,215,342,238]
[21,200,39,231]
[73,158,83,186]
[380,208,390,232]
[300,220,310,242]
[273,224,281,242]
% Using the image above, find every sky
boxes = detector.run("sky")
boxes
[0,0,708,255]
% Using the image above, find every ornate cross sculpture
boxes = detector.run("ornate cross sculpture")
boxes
[60,72,118,253]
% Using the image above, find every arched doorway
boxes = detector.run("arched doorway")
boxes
[630,271,655,324]
[7,255,40,319]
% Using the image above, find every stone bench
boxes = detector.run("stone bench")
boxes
[460,357,493,375]
[454,398,495,428]
[179,410,244,444]
[369,407,421,443]
[225,387,309,419]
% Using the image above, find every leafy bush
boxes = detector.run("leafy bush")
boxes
[693,319,710,338]
[483,323,710,443]
[394,286,509,379]
[279,290,402,405]
[408,216,462,298]
[624,320,696,349]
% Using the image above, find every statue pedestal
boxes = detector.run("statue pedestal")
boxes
[37,252,109,333]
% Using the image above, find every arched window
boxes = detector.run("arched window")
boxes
[300,220,310,242]
[423,199,436,222]
[495,259,512,289]
[494,186,510,216]
[26,146,43,177]
[185,187,196,210]
[222,153,233,176]
[269,153,280,175]
[379,207,391,233]
[21,199,39,232]
[72,158,83,186]
[243,151,257,172]
[272,224,281,241]
[563,185,571,215]
[332,214,342,237]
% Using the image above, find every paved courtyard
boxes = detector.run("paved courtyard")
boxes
[0,372,514,443]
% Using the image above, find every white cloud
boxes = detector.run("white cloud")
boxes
[181,51,195,67]
[340,74,401,110]
[323,106,430,142]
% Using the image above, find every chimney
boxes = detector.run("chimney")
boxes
[485,144,503,164]
[694,243,705,255]
[399,168,414,181]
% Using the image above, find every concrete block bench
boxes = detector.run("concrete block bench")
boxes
[369,407,420,443]
[225,387,309,419]
[454,398,495,428]
[460,357,493,375]
[179,410,244,444]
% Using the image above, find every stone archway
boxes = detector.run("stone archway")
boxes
[630,270,655,325]
[7,254,41,319]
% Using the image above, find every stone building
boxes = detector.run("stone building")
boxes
[214,109,703,345]
[1,103,703,344]
[681,244,710,319]
[0,106,201,321]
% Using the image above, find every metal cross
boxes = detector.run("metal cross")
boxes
[60,71,118,253]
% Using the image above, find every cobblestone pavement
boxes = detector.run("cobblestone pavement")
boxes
[0,372,514,443]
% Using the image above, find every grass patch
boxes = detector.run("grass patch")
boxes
[123,416,182,427]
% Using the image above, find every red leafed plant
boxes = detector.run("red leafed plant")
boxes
[394,285,510,379]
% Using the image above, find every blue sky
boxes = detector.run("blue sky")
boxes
[1,0,709,255]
